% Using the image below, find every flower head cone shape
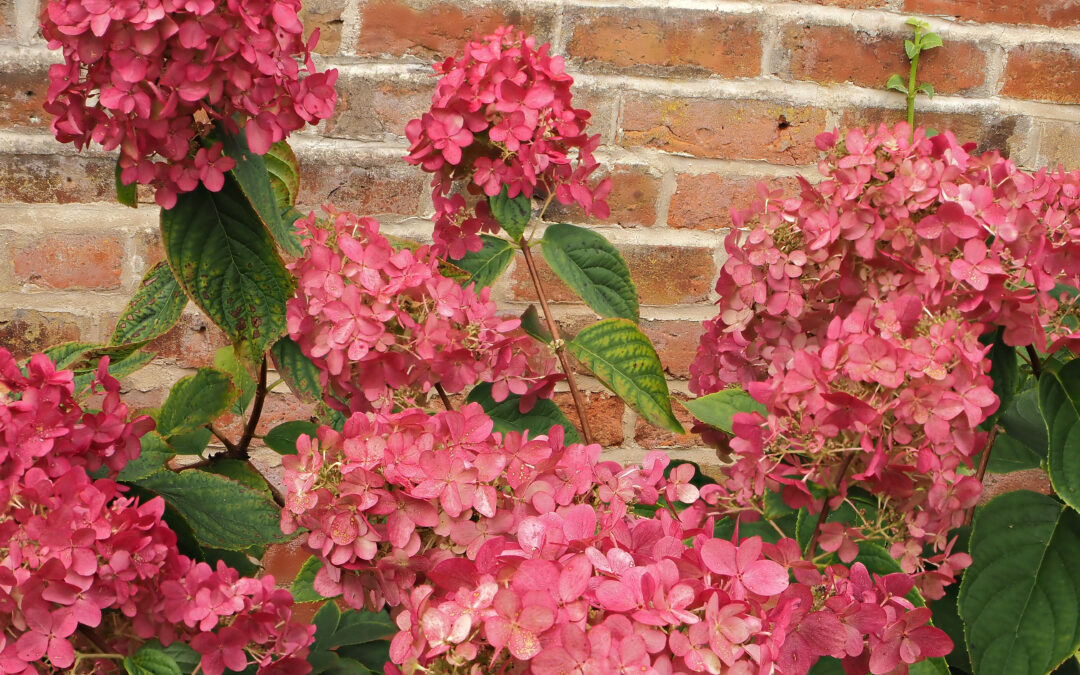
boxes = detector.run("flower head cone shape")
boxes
[0,348,315,673]
[689,122,1080,595]
[41,0,338,208]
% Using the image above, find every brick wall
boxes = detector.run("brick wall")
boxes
[2,0,1079,474]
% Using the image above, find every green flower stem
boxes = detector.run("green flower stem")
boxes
[906,49,920,131]
[518,237,595,445]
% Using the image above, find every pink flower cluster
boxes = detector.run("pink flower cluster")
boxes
[690,122,1080,586]
[282,404,950,675]
[41,0,338,208]
[0,348,314,674]
[286,207,559,412]
[405,27,612,258]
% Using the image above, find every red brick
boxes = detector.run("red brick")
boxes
[568,85,618,144]
[639,319,706,379]
[904,0,1080,27]
[840,108,1020,155]
[554,391,624,447]
[254,391,318,436]
[978,468,1053,505]
[633,391,699,449]
[782,24,985,94]
[0,309,86,359]
[298,163,426,216]
[145,312,231,369]
[300,0,347,55]
[324,75,433,140]
[545,165,661,227]
[620,96,828,165]
[356,0,554,60]
[510,243,715,306]
[0,64,50,129]
[812,0,887,6]
[0,154,114,203]
[1002,45,1080,103]
[13,234,123,290]
[566,8,760,77]
[669,173,802,231]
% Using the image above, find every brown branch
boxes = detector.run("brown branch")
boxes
[435,383,454,411]
[207,424,239,454]
[518,237,594,445]
[77,626,112,655]
[965,425,1000,526]
[806,452,857,557]
[1026,345,1043,379]
[235,357,268,458]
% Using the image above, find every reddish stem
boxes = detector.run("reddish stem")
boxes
[806,452,856,557]
[518,237,595,445]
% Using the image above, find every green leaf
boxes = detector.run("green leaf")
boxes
[539,223,639,321]
[886,73,909,93]
[110,262,187,347]
[265,140,300,211]
[117,431,174,482]
[168,427,212,456]
[984,328,1019,428]
[271,337,323,404]
[115,157,137,208]
[291,555,333,602]
[217,123,303,256]
[488,185,531,239]
[42,341,96,368]
[905,38,918,59]
[520,305,552,343]
[1001,387,1048,459]
[451,234,515,290]
[327,609,396,648]
[920,32,943,50]
[1042,360,1080,510]
[134,469,289,550]
[206,458,271,496]
[929,569,973,673]
[214,346,257,416]
[139,642,200,675]
[569,319,684,433]
[987,431,1044,473]
[123,647,182,675]
[161,179,294,363]
[202,546,260,577]
[155,368,238,440]
[959,490,1080,675]
[917,82,936,98]
[682,389,766,434]
[265,420,320,455]
[466,382,582,445]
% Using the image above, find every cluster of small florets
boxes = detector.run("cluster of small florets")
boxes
[281,404,950,675]
[0,348,315,674]
[286,207,559,412]
[690,123,1080,586]
[41,0,338,208]
[404,26,612,258]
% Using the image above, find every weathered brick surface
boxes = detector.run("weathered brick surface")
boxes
[639,319,706,379]
[545,165,661,227]
[12,233,124,290]
[669,173,802,231]
[620,95,829,165]
[0,309,87,358]
[840,108,1021,155]
[1002,45,1080,103]
[782,24,986,94]
[566,8,761,77]
[510,244,715,306]
[298,163,426,216]
[324,75,432,140]
[300,0,347,54]
[903,0,1080,27]
[633,391,699,449]
[0,154,115,203]
[0,0,13,38]
[0,64,50,128]
[556,391,624,447]
[144,312,231,369]
[355,0,554,59]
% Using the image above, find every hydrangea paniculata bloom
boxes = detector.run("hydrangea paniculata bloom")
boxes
[281,404,950,675]
[404,27,612,258]
[41,0,338,208]
[286,207,559,412]
[0,348,315,674]
[690,122,1080,592]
